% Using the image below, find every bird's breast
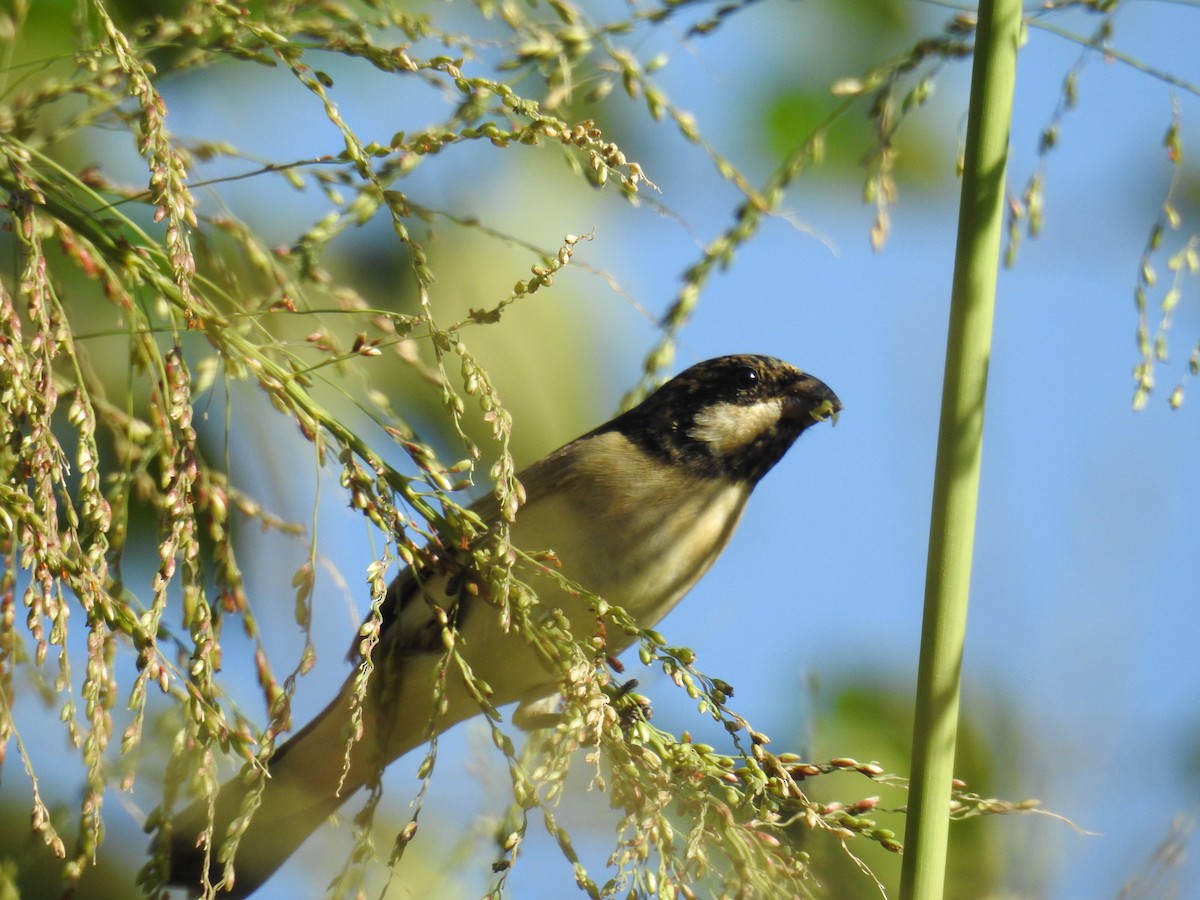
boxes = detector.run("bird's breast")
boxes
[510,434,753,637]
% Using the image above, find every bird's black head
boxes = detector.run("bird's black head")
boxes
[609,355,841,483]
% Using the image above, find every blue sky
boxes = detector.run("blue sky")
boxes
[6,2,1200,897]
[168,3,1200,896]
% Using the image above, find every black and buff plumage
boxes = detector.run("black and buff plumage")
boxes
[163,354,840,897]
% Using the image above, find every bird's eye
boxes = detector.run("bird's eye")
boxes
[736,366,759,390]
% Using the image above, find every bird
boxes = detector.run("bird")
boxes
[162,354,841,897]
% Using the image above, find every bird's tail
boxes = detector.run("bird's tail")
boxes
[163,680,389,898]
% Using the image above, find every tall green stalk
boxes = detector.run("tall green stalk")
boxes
[899,1,1021,897]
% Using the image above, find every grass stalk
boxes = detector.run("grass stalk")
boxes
[899,1,1022,897]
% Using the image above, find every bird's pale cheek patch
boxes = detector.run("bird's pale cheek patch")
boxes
[688,398,783,456]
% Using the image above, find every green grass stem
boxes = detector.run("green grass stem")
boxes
[899,1,1022,897]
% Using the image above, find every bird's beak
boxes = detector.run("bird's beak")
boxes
[783,375,842,426]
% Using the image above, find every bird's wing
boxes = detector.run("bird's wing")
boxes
[353,437,585,664]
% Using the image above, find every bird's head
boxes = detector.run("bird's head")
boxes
[614,355,841,483]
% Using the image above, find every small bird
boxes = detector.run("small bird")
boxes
[164,354,840,897]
